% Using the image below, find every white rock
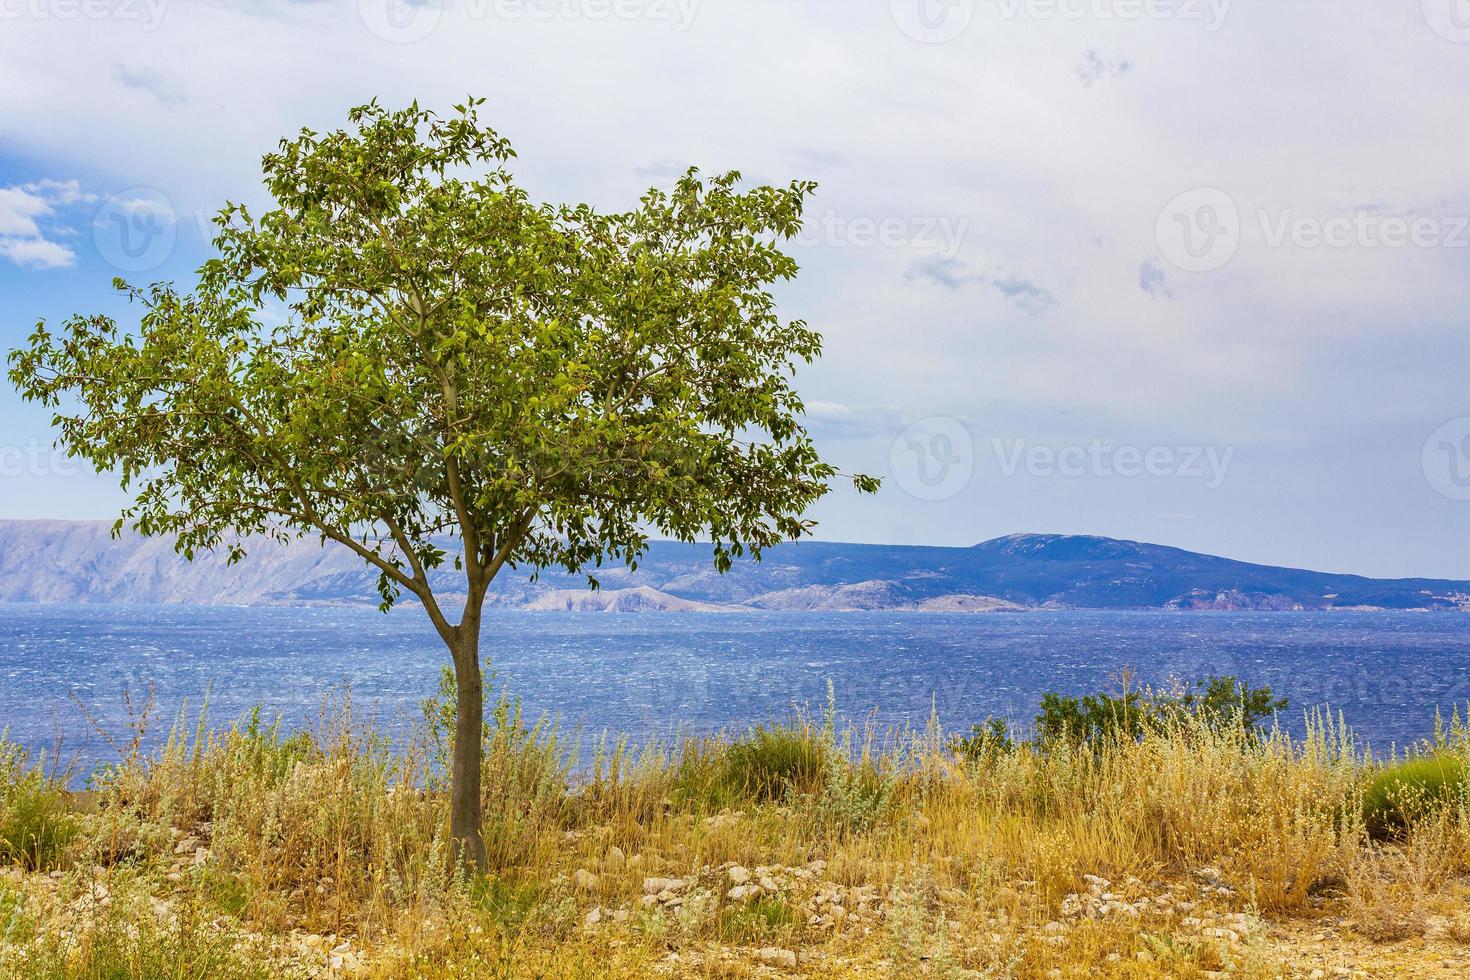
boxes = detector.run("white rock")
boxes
[642,877,686,896]
[757,947,797,969]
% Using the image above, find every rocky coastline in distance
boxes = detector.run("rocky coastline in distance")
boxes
[0,520,1466,613]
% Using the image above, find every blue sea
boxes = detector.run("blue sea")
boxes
[2,605,1469,776]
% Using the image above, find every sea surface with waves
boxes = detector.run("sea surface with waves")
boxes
[2,605,1468,775]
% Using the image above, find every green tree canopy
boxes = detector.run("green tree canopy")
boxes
[9,99,875,868]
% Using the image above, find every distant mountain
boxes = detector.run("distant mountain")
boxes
[0,520,1466,612]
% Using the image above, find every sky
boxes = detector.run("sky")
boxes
[1,0,1469,579]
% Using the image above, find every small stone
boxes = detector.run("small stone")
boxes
[756,947,798,969]
[642,877,686,896]
[1136,951,1154,963]
[584,906,602,926]
[573,869,599,891]
[728,865,752,886]
[727,884,763,902]
[604,847,626,871]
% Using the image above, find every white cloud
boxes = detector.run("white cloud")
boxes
[0,237,76,269]
[0,180,91,269]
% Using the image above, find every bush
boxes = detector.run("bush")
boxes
[1362,753,1468,839]
[669,720,833,810]
[951,718,1015,761]
[0,741,76,871]
[720,724,828,802]
[961,676,1288,754]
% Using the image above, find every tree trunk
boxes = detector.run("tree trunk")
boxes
[448,627,487,872]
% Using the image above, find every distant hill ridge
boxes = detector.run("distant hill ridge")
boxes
[0,520,1466,612]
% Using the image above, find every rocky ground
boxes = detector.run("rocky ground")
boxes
[8,850,1470,977]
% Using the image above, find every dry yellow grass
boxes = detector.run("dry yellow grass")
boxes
[3,684,1470,978]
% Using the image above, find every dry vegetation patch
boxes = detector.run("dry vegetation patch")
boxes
[5,685,1470,977]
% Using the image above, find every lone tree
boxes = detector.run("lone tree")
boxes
[9,100,876,870]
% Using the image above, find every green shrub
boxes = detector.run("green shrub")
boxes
[951,718,1015,761]
[720,724,828,802]
[0,742,77,871]
[1168,676,1289,732]
[1035,689,1151,747]
[962,676,1288,753]
[670,722,831,809]
[717,895,799,943]
[1362,753,1468,839]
